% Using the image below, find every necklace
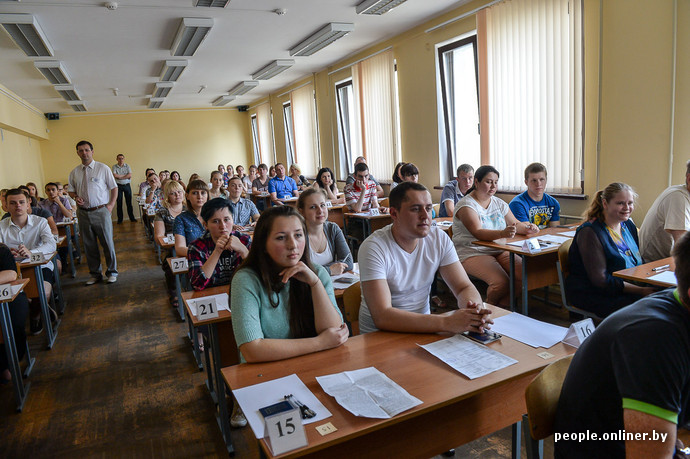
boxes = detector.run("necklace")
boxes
[309,230,327,252]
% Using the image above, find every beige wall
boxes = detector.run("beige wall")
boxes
[39,108,252,188]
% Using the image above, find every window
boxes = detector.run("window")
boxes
[250,114,260,166]
[438,0,583,193]
[255,103,275,165]
[283,102,295,166]
[335,80,360,178]
[289,83,319,175]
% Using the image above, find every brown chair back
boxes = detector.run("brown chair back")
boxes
[524,354,574,440]
[558,238,573,278]
[343,282,361,336]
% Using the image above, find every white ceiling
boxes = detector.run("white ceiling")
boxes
[0,0,469,114]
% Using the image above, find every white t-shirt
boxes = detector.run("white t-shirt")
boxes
[310,246,333,267]
[639,184,690,261]
[358,225,458,333]
[452,194,509,262]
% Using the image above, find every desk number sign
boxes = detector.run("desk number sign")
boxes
[369,208,380,216]
[30,252,45,263]
[0,284,11,301]
[164,234,175,244]
[170,257,188,273]
[562,318,595,348]
[325,201,333,208]
[195,297,219,320]
[521,237,541,253]
[264,406,308,455]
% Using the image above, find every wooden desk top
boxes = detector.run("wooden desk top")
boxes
[222,307,574,458]
[613,257,676,287]
[55,220,75,227]
[16,251,58,268]
[473,226,577,257]
[0,279,30,302]
[156,235,175,249]
[343,211,392,220]
[182,285,232,326]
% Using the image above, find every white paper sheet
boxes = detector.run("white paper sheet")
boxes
[419,334,517,379]
[316,367,421,419]
[558,230,577,237]
[186,293,230,316]
[331,274,359,289]
[491,313,568,348]
[11,284,22,296]
[232,374,332,439]
[537,234,571,245]
[647,270,677,286]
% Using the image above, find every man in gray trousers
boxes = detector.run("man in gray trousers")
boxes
[68,140,119,285]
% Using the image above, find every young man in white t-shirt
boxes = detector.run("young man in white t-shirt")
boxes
[358,181,492,334]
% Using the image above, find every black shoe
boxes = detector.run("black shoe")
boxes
[441,449,455,457]
[30,316,43,335]
[130,218,137,223]
[117,221,123,224]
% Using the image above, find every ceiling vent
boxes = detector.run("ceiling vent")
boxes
[0,13,54,57]
[152,82,174,98]
[212,95,235,106]
[194,0,229,7]
[227,80,259,96]
[34,60,70,84]
[148,97,165,109]
[289,22,354,57]
[159,59,188,82]
[170,17,213,57]
[356,0,409,15]
[251,59,294,80]
[54,84,81,101]
[68,100,87,112]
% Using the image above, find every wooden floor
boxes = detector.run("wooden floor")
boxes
[1,221,683,457]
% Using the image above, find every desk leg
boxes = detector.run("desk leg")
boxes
[523,414,543,459]
[34,266,58,349]
[65,225,77,278]
[51,254,66,315]
[154,241,162,265]
[0,301,31,411]
[209,323,233,454]
[521,256,528,316]
[188,315,203,371]
[73,225,82,262]
[174,273,185,322]
[511,421,522,459]
[509,253,516,312]
[203,333,217,404]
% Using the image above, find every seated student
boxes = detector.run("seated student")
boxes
[26,182,43,202]
[268,163,298,205]
[208,171,229,200]
[154,180,186,307]
[231,206,347,363]
[6,188,59,236]
[226,177,260,230]
[509,162,561,229]
[289,164,309,191]
[56,182,77,210]
[0,189,8,218]
[453,165,538,308]
[359,181,491,334]
[345,156,384,197]
[399,163,418,183]
[268,165,276,178]
[170,171,185,190]
[187,173,201,187]
[439,164,474,218]
[565,182,656,317]
[187,198,250,291]
[138,168,155,196]
[0,243,30,383]
[225,164,235,182]
[145,172,163,212]
[344,163,386,213]
[242,165,257,194]
[39,182,73,222]
[251,163,270,195]
[554,232,690,458]
[312,167,344,204]
[173,180,208,257]
[389,161,406,190]
[297,188,353,275]
[158,170,170,182]
[0,189,57,335]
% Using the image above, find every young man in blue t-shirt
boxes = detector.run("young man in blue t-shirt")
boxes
[509,162,560,229]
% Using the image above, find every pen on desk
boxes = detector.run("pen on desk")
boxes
[652,264,670,272]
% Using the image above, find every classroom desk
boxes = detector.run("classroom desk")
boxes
[155,234,175,265]
[222,307,574,459]
[613,257,676,288]
[17,252,61,349]
[250,192,271,211]
[56,220,78,278]
[326,204,346,228]
[0,278,34,411]
[165,255,189,324]
[343,211,392,241]
[433,217,453,237]
[472,226,577,315]
[182,285,235,454]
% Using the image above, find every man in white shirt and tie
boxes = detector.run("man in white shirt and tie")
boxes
[68,140,119,285]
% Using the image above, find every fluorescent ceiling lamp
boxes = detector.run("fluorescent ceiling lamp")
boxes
[170,17,213,57]
[212,95,235,106]
[227,80,258,96]
[289,22,354,57]
[356,0,409,15]
[159,59,188,82]
[251,59,294,80]
[153,82,174,98]
[0,13,54,57]
[67,100,87,112]
[194,0,229,7]
[148,97,165,109]
[54,84,81,101]
[34,60,71,85]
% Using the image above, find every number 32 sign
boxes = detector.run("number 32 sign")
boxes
[265,407,307,455]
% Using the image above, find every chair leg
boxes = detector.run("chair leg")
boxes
[512,421,522,459]
[523,414,544,459]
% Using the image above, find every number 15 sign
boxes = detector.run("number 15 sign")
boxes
[265,407,307,455]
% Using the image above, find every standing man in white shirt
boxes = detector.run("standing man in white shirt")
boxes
[68,140,119,285]
[112,153,137,224]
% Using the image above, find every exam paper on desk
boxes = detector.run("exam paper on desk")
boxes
[186,293,230,316]
[316,367,422,419]
[419,335,518,380]
[647,270,677,285]
[490,313,568,348]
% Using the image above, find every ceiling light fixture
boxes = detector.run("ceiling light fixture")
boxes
[194,0,230,7]
[159,59,188,82]
[148,97,165,109]
[227,80,259,96]
[289,22,354,57]
[33,60,71,85]
[170,17,213,57]
[356,0,409,15]
[251,59,294,80]
[0,13,54,57]
[152,82,174,98]
[212,95,235,106]
[68,100,88,112]
[54,84,81,101]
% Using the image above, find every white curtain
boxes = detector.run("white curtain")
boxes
[255,102,274,165]
[290,83,319,175]
[485,0,582,193]
[352,49,398,181]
